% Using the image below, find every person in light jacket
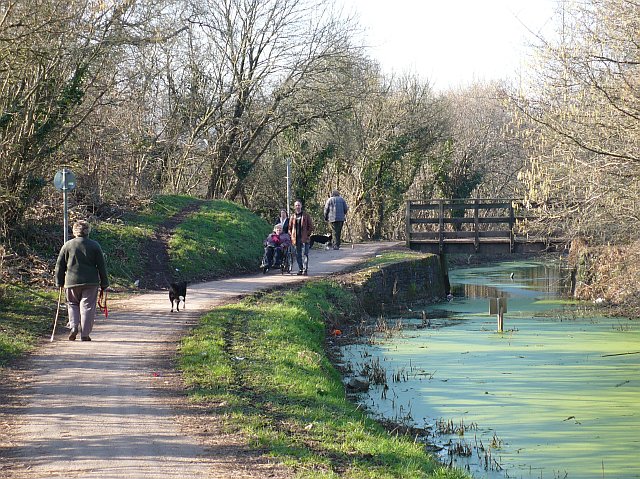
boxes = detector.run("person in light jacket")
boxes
[288,200,313,275]
[55,220,109,341]
[323,190,348,250]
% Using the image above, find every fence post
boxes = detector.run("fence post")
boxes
[509,201,515,253]
[406,200,412,248]
[474,199,480,252]
[438,200,444,254]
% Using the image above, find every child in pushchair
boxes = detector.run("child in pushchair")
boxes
[261,224,292,274]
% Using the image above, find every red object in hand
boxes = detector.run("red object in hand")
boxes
[98,289,108,318]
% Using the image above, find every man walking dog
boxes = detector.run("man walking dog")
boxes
[323,190,348,250]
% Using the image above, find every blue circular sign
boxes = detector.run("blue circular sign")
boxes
[53,168,76,191]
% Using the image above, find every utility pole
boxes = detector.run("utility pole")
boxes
[286,157,291,214]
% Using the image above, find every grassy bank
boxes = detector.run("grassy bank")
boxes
[92,195,271,287]
[167,200,271,280]
[179,280,469,479]
[0,284,59,366]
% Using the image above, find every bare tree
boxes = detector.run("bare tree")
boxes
[1,0,108,238]
[320,67,446,240]
[242,52,370,221]
[512,0,640,243]
[0,0,178,240]
[431,81,525,201]
[176,0,358,201]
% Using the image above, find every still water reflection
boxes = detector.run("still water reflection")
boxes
[341,261,640,479]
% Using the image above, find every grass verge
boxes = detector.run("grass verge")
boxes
[0,284,59,366]
[179,280,469,479]
[359,250,427,269]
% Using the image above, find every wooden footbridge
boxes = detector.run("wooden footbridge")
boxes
[405,199,565,254]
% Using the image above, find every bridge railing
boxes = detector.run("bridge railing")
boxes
[405,199,530,253]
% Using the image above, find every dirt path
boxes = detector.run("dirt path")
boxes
[0,242,397,479]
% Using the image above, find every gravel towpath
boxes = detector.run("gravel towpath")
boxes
[0,242,397,479]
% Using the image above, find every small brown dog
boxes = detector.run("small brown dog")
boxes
[169,281,187,312]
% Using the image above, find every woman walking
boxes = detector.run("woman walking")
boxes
[55,220,109,341]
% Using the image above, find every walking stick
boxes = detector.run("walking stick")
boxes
[50,287,63,342]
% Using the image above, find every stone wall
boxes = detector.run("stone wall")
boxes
[350,255,446,315]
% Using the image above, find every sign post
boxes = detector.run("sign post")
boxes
[53,168,77,243]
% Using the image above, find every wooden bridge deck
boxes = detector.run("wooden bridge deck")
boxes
[405,199,564,254]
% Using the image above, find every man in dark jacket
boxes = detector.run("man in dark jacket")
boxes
[323,190,348,250]
[55,220,109,341]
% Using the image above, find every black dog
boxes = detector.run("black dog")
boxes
[169,281,187,312]
[309,234,332,248]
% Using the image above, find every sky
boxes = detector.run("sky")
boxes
[338,0,559,91]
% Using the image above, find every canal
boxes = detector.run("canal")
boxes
[342,260,640,478]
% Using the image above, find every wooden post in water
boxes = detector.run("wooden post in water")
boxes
[490,297,507,332]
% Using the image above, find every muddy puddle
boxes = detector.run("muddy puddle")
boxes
[342,260,640,478]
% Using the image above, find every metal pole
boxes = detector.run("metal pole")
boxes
[286,158,291,214]
[62,169,68,243]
